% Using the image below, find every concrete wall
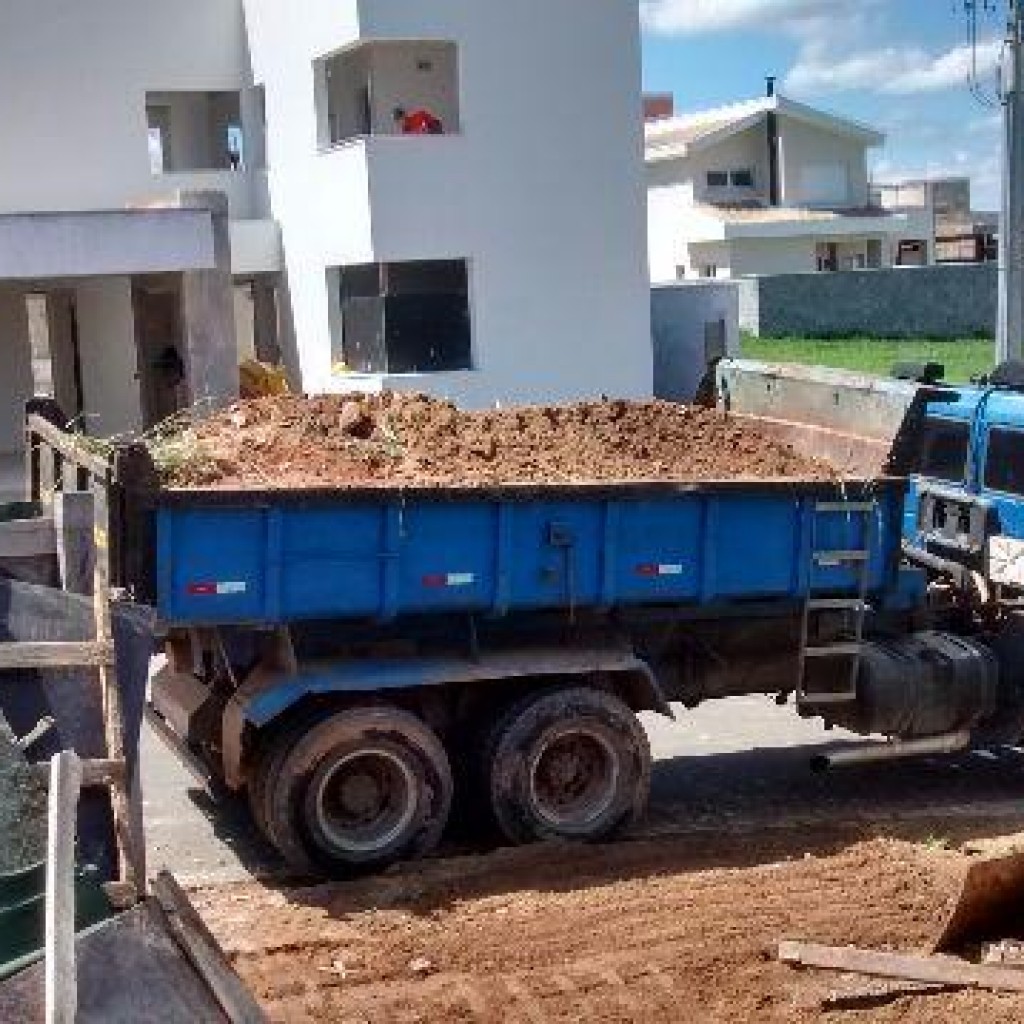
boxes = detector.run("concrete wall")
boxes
[729,237,816,277]
[0,0,263,220]
[689,124,769,205]
[0,291,32,455]
[651,282,740,401]
[778,116,869,207]
[738,263,996,338]
[244,0,652,407]
[74,278,143,436]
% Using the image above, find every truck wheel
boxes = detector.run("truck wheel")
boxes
[486,687,651,846]
[248,715,318,852]
[265,707,453,876]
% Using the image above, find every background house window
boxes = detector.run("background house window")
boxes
[706,171,729,188]
[334,260,472,374]
[699,264,718,279]
[145,91,244,173]
[815,242,838,272]
[730,168,755,188]
[316,40,460,148]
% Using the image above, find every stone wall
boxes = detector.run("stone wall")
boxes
[738,263,996,338]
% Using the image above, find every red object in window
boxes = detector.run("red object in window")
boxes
[402,109,444,135]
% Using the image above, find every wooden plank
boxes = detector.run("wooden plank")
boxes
[45,750,83,1024]
[0,641,115,670]
[80,758,126,789]
[152,873,268,1024]
[779,940,1024,994]
[25,416,111,481]
[90,483,143,899]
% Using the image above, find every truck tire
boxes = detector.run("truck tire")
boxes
[485,687,651,846]
[264,707,453,876]
[248,714,320,852]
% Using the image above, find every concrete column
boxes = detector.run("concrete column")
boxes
[252,277,281,364]
[25,292,55,399]
[53,491,95,596]
[176,191,238,410]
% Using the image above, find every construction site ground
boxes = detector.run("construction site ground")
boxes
[144,698,1024,1023]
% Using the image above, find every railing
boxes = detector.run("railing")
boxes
[12,401,147,906]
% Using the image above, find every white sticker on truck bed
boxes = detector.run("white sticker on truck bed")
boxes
[989,536,1024,588]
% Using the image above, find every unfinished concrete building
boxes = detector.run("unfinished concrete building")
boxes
[0,0,652,497]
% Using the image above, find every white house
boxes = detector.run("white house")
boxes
[646,93,934,283]
[0,0,651,477]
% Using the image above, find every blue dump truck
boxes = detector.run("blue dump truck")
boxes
[23,376,1024,878]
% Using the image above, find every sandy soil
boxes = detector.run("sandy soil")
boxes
[163,393,835,490]
[193,826,1024,1024]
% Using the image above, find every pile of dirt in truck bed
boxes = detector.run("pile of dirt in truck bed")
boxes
[193,833,1024,1024]
[161,393,837,489]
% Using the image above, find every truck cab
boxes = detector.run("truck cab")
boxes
[906,370,1024,595]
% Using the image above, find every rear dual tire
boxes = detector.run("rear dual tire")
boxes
[485,687,651,846]
[251,707,453,877]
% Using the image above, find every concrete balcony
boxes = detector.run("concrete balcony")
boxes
[146,170,260,220]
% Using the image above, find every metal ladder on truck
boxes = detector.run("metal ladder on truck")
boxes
[796,500,876,707]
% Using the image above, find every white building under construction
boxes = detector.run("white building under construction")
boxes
[0,0,652,482]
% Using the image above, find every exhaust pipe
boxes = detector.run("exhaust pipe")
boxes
[810,730,972,772]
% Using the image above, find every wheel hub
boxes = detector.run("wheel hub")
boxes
[314,748,418,855]
[529,728,620,830]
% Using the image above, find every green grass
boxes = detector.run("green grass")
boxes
[740,333,997,384]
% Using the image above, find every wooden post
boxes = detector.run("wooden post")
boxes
[45,750,83,1024]
[91,477,143,896]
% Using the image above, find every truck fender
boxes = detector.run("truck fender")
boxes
[220,647,672,789]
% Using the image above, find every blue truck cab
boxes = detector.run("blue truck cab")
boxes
[905,374,1024,594]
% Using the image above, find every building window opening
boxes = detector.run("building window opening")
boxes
[316,40,460,148]
[815,242,839,272]
[146,90,244,173]
[334,260,472,374]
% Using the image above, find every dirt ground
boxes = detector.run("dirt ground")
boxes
[193,823,1024,1024]
[163,393,835,489]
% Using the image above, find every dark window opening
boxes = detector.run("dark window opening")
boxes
[730,168,754,188]
[317,40,460,148]
[919,417,970,484]
[146,90,244,173]
[984,428,1024,496]
[336,260,472,374]
[706,171,729,188]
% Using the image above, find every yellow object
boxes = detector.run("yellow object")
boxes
[240,359,290,399]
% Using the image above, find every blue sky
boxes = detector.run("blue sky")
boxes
[641,0,1006,209]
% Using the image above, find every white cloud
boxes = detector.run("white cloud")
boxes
[786,38,1002,96]
[640,0,867,36]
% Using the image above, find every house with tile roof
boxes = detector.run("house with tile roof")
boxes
[646,92,934,282]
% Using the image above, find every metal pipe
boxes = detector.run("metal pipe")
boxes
[901,541,971,587]
[810,729,972,772]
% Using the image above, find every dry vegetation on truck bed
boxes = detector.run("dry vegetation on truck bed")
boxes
[193,833,1024,1024]
[160,393,836,490]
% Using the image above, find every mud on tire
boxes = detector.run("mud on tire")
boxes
[261,706,453,877]
[485,686,651,846]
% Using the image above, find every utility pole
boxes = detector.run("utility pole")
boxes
[998,0,1024,362]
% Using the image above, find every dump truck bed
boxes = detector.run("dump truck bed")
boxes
[153,478,909,627]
